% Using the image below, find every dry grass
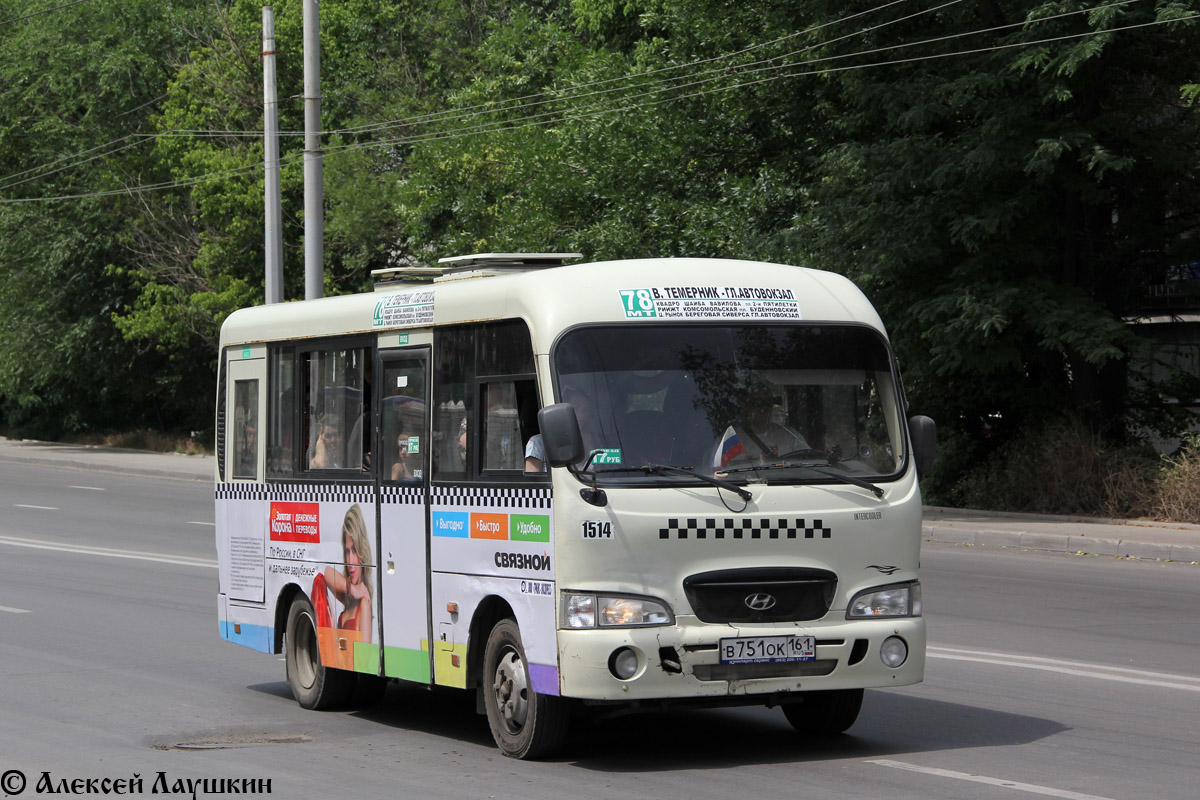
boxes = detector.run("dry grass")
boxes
[62,429,210,456]
[1154,434,1200,523]
[950,419,1157,519]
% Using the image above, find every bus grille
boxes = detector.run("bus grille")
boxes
[682,567,837,623]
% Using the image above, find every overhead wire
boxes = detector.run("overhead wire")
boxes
[0,0,929,188]
[0,0,90,27]
[1,2,1192,204]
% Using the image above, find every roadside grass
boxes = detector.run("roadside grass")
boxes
[941,420,1200,524]
[59,429,211,456]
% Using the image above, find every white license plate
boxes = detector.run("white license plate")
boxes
[719,635,815,664]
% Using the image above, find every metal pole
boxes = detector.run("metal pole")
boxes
[263,6,283,305]
[303,0,323,300]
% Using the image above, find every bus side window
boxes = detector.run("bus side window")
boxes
[483,381,521,470]
[231,379,259,480]
[433,326,472,480]
[267,347,295,477]
[477,320,541,479]
[302,346,367,472]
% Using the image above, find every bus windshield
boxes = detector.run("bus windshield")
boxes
[553,324,906,486]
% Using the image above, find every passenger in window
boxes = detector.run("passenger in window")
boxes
[308,414,342,469]
[526,385,599,472]
[524,433,545,473]
[237,420,257,477]
[392,433,416,481]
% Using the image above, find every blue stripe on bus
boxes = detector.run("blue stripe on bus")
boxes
[220,621,273,653]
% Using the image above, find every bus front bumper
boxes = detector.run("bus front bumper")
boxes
[556,615,925,702]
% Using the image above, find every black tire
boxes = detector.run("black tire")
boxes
[781,688,864,736]
[482,618,569,759]
[284,595,355,710]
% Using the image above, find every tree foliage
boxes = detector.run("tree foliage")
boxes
[0,0,1197,489]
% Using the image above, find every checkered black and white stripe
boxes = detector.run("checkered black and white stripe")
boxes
[659,517,832,540]
[379,485,425,505]
[215,482,375,504]
[431,486,551,510]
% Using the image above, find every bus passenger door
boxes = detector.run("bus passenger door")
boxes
[376,349,433,684]
[218,349,270,650]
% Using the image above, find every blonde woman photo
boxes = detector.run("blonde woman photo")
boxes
[321,504,373,642]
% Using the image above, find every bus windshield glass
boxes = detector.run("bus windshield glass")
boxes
[553,324,906,485]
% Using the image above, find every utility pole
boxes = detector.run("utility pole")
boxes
[263,6,283,305]
[303,0,323,300]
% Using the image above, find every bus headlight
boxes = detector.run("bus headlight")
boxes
[562,593,673,628]
[847,581,921,619]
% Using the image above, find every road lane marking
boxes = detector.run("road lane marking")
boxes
[928,645,1200,692]
[868,760,1116,800]
[0,534,216,569]
[187,521,216,527]
[0,605,32,614]
[14,504,57,510]
[69,485,106,491]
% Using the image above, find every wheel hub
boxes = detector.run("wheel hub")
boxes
[492,649,529,732]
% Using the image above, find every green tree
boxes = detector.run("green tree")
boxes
[792,1,1200,490]
[0,0,209,436]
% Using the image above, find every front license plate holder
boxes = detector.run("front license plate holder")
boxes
[719,635,816,664]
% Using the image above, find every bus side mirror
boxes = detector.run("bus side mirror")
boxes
[908,415,937,478]
[538,403,584,468]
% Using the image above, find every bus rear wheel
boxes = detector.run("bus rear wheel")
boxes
[781,688,864,736]
[482,618,568,759]
[284,595,354,710]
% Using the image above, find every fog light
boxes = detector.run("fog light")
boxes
[880,636,908,668]
[609,647,639,680]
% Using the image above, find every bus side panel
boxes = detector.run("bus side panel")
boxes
[216,485,272,652]
[379,486,431,684]
[430,574,558,693]
[428,487,556,693]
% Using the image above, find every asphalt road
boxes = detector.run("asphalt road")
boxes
[1,460,1198,799]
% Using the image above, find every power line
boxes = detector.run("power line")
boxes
[0,0,90,26]
[1,5,1193,204]
[0,0,924,186]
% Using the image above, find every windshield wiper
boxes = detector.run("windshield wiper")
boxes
[717,460,885,498]
[595,464,753,502]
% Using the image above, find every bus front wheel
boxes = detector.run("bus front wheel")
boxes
[482,619,568,759]
[284,595,354,710]
[781,688,864,736]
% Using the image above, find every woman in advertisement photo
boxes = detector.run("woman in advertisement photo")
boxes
[318,504,374,643]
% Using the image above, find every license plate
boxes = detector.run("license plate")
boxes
[719,635,815,664]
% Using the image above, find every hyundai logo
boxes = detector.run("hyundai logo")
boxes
[744,592,777,611]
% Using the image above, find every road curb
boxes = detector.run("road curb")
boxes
[0,445,211,484]
[923,523,1200,564]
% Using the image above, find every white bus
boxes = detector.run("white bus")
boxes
[215,254,936,758]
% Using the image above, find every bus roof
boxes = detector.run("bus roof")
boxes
[217,257,887,353]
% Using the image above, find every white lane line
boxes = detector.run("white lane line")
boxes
[69,485,106,491]
[0,535,216,569]
[14,504,57,510]
[928,645,1200,692]
[868,760,1116,800]
[187,521,216,527]
[0,605,32,614]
